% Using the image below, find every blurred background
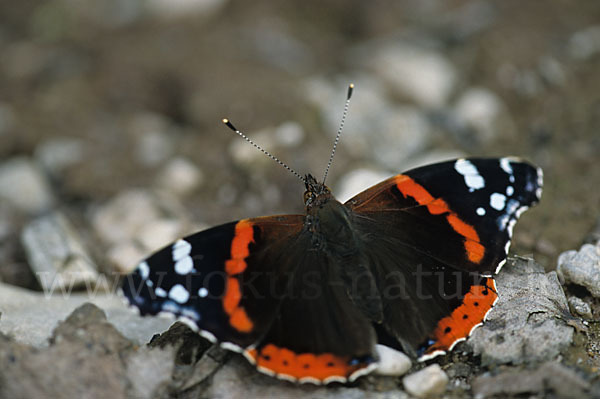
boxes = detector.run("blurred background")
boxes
[0,0,599,292]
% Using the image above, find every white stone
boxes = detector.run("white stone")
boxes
[92,189,162,246]
[155,157,203,197]
[403,364,448,398]
[0,157,54,214]
[373,43,457,108]
[568,25,600,60]
[21,212,99,293]
[374,344,412,377]
[454,87,507,143]
[274,121,305,148]
[147,0,226,18]
[130,113,174,167]
[35,137,84,177]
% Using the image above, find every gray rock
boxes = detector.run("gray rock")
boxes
[147,0,227,19]
[568,25,600,60]
[568,296,593,319]
[0,282,173,348]
[0,157,54,214]
[21,212,99,292]
[468,257,574,365]
[557,243,600,298]
[126,346,175,399]
[402,364,448,398]
[92,189,189,267]
[155,157,204,197]
[0,102,16,136]
[453,87,514,144]
[130,113,175,167]
[274,121,305,148]
[179,345,230,390]
[371,43,457,108]
[35,137,85,177]
[472,362,590,399]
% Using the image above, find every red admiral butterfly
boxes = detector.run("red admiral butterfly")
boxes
[122,86,543,384]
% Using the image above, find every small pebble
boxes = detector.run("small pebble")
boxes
[155,157,204,197]
[403,364,448,398]
[0,157,54,214]
[453,87,509,144]
[557,243,600,298]
[373,344,412,377]
[92,189,163,246]
[35,137,85,177]
[372,43,457,108]
[568,25,600,60]
[568,296,593,319]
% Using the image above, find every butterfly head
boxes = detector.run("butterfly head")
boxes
[304,174,333,208]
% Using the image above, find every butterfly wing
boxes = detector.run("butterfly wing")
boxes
[122,215,305,349]
[122,214,378,383]
[344,157,542,358]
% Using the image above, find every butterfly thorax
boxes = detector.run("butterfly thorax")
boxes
[303,174,359,257]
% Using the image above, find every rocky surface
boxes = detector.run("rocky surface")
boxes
[21,212,99,292]
[557,242,600,298]
[468,257,574,365]
[1,1,600,397]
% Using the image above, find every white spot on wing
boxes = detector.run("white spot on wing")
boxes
[454,159,485,191]
[506,186,514,196]
[172,239,192,261]
[476,207,486,216]
[168,284,190,303]
[155,287,167,297]
[174,256,194,275]
[198,287,209,297]
[138,261,150,280]
[500,157,513,175]
[490,193,506,211]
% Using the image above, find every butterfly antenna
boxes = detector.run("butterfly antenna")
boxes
[222,118,306,183]
[322,83,353,184]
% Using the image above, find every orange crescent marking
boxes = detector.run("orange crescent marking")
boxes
[424,278,497,355]
[395,175,484,263]
[222,219,255,333]
[246,343,368,382]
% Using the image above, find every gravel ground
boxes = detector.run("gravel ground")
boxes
[0,1,599,398]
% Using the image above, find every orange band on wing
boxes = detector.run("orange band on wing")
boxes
[395,175,484,263]
[244,344,371,382]
[223,219,255,333]
[424,278,497,355]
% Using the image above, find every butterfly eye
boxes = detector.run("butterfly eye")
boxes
[303,191,313,204]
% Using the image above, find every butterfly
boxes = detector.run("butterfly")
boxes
[121,86,543,384]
